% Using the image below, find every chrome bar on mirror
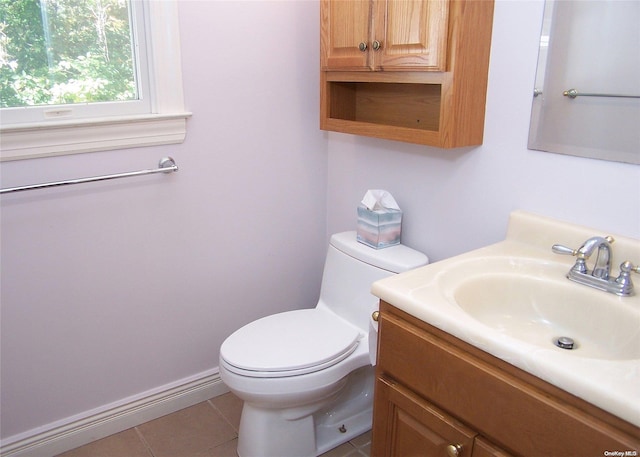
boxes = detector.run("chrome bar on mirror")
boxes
[563,88,640,99]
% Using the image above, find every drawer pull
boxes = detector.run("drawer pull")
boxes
[446,443,463,457]
[372,311,380,321]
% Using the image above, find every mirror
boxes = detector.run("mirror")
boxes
[528,0,640,164]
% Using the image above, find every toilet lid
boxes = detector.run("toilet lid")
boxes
[220,309,361,377]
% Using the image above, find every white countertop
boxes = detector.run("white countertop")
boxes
[371,211,640,427]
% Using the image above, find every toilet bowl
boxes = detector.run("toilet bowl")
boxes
[219,231,428,457]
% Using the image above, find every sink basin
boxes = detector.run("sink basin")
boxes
[372,210,640,426]
[452,272,640,360]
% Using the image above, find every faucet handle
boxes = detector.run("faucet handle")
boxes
[552,243,588,273]
[615,261,640,296]
[619,261,640,275]
[552,244,578,256]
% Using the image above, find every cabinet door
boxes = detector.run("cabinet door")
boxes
[372,0,449,71]
[472,437,513,457]
[372,377,476,457]
[321,0,372,70]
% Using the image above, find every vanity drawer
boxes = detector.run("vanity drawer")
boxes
[376,303,640,456]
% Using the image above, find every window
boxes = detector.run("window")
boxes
[0,0,190,161]
[1,0,149,119]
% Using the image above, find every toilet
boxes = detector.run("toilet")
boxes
[219,231,428,457]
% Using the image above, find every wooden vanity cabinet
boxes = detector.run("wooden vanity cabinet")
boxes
[320,0,494,147]
[372,301,640,457]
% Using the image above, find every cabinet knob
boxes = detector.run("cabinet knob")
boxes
[446,444,463,457]
[371,311,380,322]
[372,40,381,50]
[358,42,368,52]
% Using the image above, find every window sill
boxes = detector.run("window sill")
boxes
[0,112,192,161]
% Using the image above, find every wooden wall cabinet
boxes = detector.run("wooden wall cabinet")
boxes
[372,301,640,457]
[320,0,495,148]
[321,0,448,71]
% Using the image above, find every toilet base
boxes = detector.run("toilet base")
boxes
[236,366,374,457]
[237,404,317,457]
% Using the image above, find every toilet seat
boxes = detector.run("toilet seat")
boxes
[220,309,361,378]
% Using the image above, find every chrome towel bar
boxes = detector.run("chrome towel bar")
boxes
[0,157,178,194]
[563,88,640,99]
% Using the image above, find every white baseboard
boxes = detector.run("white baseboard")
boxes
[1,369,229,457]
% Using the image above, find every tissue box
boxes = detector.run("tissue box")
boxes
[357,204,402,249]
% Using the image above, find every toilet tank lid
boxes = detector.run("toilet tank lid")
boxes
[330,231,428,273]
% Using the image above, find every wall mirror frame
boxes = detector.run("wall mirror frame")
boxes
[528,0,640,165]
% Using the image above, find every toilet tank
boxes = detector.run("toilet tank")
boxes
[318,231,428,332]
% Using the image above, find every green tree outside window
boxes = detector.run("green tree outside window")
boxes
[0,0,136,108]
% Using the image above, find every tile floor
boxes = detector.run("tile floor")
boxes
[55,392,371,457]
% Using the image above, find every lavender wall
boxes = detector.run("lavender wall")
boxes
[326,0,640,262]
[0,0,326,441]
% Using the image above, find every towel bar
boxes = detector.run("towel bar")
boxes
[0,157,178,194]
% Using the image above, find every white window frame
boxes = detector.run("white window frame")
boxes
[0,0,191,162]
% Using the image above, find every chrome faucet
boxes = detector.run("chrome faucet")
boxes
[552,236,640,296]
[575,236,612,278]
